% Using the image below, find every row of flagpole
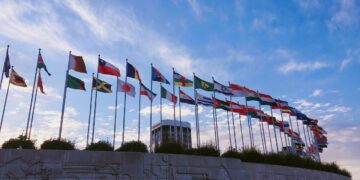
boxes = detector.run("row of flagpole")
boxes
[0,46,326,159]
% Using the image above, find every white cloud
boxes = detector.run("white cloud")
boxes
[327,105,351,113]
[187,0,211,19]
[140,104,200,119]
[328,0,359,31]
[340,58,352,71]
[311,89,323,97]
[277,60,328,74]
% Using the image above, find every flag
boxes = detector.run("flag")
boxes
[37,72,45,94]
[126,62,141,82]
[258,93,276,106]
[140,83,156,101]
[229,84,249,97]
[92,77,112,93]
[272,99,288,109]
[281,107,293,114]
[2,46,10,78]
[98,58,120,77]
[10,70,27,87]
[227,100,246,115]
[67,74,85,90]
[246,106,258,118]
[37,53,51,76]
[69,54,87,73]
[118,79,136,97]
[152,66,169,84]
[245,90,261,102]
[174,71,193,87]
[212,97,229,111]
[196,92,213,106]
[214,80,233,96]
[194,75,213,91]
[161,86,177,104]
[179,89,195,105]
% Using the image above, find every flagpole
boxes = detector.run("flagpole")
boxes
[59,51,71,139]
[91,55,100,144]
[258,103,270,153]
[302,121,309,147]
[212,77,220,151]
[178,87,183,145]
[113,77,119,149]
[280,112,288,149]
[295,118,301,142]
[0,45,9,90]
[0,66,12,133]
[25,48,40,139]
[137,81,141,142]
[86,73,94,146]
[229,96,238,150]
[121,59,129,145]
[28,70,40,139]
[270,107,279,153]
[172,68,177,143]
[193,73,199,148]
[244,100,253,148]
[150,63,154,152]
[258,117,266,153]
[226,105,232,149]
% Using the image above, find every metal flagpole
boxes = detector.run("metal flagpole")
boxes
[59,51,71,139]
[178,87,183,144]
[172,68,177,142]
[212,77,220,150]
[211,96,218,148]
[295,118,302,141]
[244,100,254,148]
[28,70,40,139]
[288,114,294,130]
[86,73,94,146]
[137,81,141,142]
[259,104,270,153]
[150,64,154,152]
[193,73,200,148]
[302,121,309,147]
[226,109,232,149]
[0,67,12,133]
[121,59,129,145]
[258,118,266,153]
[160,82,163,143]
[25,48,40,139]
[280,112,288,149]
[113,77,119,149]
[237,111,245,150]
[91,55,100,144]
[270,107,279,153]
[230,96,238,149]
[0,45,9,90]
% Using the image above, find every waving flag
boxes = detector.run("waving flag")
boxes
[98,58,120,77]
[2,46,11,78]
[229,84,249,97]
[272,99,288,109]
[161,86,177,103]
[212,97,229,111]
[174,71,193,87]
[118,79,135,97]
[227,100,246,115]
[214,80,233,96]
[92,77,112,93]
[194,75,213,91]
[179,90,195,105]
[37,52,51,76]
[245,90,260,102]
[196,92,213,106]
[140,83,156,101]
[126,62,141,82]
[258,93,276,106]
[66,74,85,90]
[69,54,87,73]
[246,106,258,117]
[37,72,45,94]
[152,66,169,84]
[10,70,27,87]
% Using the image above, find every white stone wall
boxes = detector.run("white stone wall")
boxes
[0,150,350,180]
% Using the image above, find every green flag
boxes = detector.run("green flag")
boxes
[194,75,213,91]
[92,77,112,93]
[67,74,86,90]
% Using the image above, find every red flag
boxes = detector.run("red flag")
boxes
[98,58,120,77]
[37,72,45,94]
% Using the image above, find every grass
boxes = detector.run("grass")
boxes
[1,135,35,149]
[221,148,351,178]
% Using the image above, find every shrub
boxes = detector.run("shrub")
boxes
[40,138,75,150]
[155,142,184,154]
[221,149,241,159]
[85,141,113,151]
[1,135,35,149]
[116,141,148,152]
[192,144,219,157]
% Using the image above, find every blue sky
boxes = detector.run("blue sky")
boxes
[0,0,359,178]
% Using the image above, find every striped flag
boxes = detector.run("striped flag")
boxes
[161,86,177,104]
[196,92,213,106]
[179,89,195,105]
[140,83,156,101]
